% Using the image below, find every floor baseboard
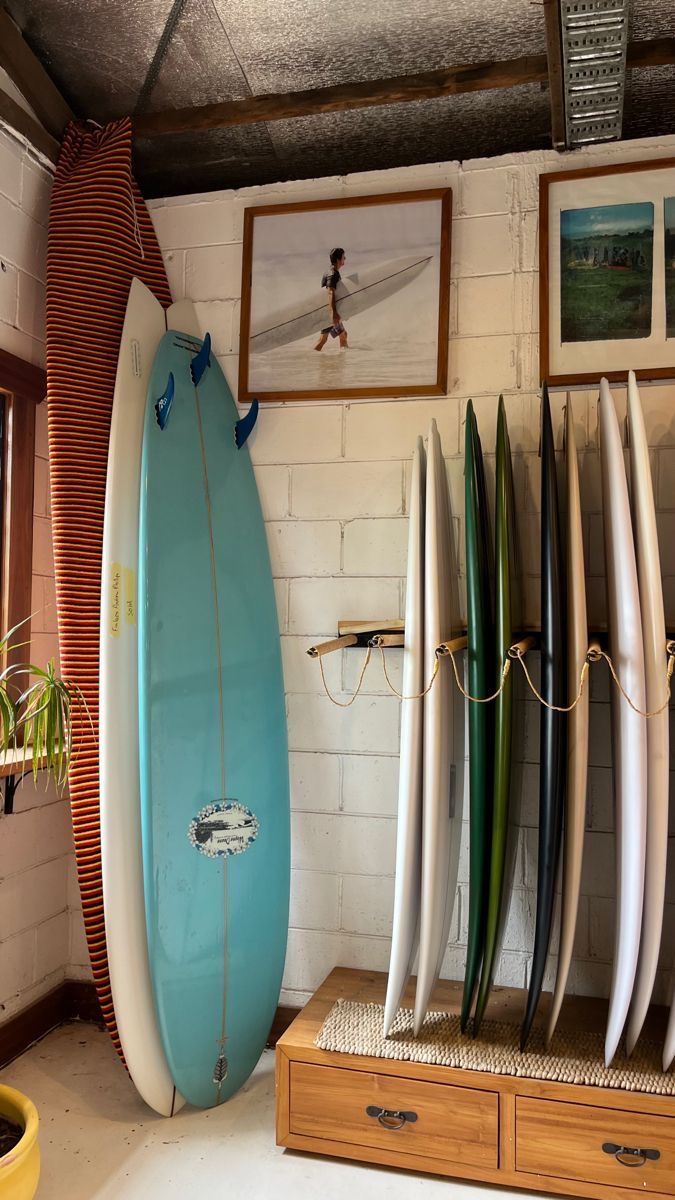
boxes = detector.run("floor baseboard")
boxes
[1,981,298,1067]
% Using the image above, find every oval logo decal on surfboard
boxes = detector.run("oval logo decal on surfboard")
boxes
[188,801,259,859]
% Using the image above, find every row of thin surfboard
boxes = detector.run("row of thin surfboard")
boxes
[385,377,674,1072]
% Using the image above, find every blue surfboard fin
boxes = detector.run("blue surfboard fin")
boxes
[155,372,175,430]
[234,399,259,449]
[190,332,211,386]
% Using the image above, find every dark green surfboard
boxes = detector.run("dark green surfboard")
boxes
[520,384,566,1050]
[460,400,494,1031]
[473,397,516,1036]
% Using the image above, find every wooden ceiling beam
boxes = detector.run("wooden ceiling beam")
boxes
[626,36,675,69]
[134,37,675,140]
[0,8,73,139]
[134,54,550,137]
[542,0,566,149]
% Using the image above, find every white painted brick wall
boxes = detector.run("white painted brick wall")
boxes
[0,127,79,1025]
[147,131,675,1011]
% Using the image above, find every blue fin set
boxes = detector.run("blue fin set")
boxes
[190,332,212,386]
[234,399,259,449]
[155,372,175,430]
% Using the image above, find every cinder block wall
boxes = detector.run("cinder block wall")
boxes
[0,128,71,1024]
[1,120,674,1024]
[148,134,675,1010]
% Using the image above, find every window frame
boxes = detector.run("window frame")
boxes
[0,347,46,674]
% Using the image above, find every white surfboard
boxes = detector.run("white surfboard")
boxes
[383,437,425,1038]
[546,397,589,1046]
[413,420,458,1036]
[625,371,669,1055]
[664,980,675,1071]
[100,278,184,1117]
[599,377,647,1067]
[250,256,431,353]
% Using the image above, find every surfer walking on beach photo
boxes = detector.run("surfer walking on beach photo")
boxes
[314,247,349,351]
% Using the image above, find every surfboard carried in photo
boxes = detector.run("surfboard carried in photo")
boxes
[238,189,452,402]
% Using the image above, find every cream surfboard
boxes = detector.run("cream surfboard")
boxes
[383,438,425,1037]
[599,377,647,1067]
[413,420,460,1036]
[546,397,589,1046]
[664,983,675,1071]
[625,371,669,1055]
[100,278,184,1117]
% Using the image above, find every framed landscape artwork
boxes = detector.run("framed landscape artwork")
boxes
[539,158,675,386]
[238,189,452,402]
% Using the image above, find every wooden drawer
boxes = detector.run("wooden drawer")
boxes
[289,1061,498,1169]
[516,1096,675,1193]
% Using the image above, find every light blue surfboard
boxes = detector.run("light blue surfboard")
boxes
[138,326,289,1109]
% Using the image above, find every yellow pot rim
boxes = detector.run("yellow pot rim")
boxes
[0,1085,39,1169]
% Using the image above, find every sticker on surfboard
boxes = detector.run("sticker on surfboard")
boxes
[188,801,259,859]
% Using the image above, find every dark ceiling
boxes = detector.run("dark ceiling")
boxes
[6,0,675,199]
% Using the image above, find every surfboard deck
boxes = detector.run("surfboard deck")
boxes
[383,437,425,1038]
[521,385,566,1051]
[139,319,289,1108]
[625,371,668,1056]
[461,400,494,1031]
[100,279,183,1117]
[599,376,647,1067]
[473,397,517,1036]
[546,396,589,1047]
[413,420,459,1036]
[665,991,675,1072]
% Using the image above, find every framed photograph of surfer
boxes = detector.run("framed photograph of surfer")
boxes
[540,158,675,386]
[238,189,452,402]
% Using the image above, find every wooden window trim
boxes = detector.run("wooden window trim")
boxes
[0,347,46,673]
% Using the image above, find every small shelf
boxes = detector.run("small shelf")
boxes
[0,745,48,779]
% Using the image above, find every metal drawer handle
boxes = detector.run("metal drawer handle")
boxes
[366,1105,418,1130]
[602,1142,661,1168]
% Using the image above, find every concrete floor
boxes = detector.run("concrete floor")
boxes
[2,1022,536,1199]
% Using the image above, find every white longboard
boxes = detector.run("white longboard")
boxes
[625,371,669,1055]
[599,377,647,1067]
[546,397,589,1046]
[413,420,459,1036]
[383,437,425,1037]
[100,279,184,1117]
[665,980,675,1071]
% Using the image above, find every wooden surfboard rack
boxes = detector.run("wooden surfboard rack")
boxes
[277,968,675,1199]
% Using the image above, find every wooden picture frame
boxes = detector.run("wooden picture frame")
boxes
[238,188,452,403]
[540,158,675,386]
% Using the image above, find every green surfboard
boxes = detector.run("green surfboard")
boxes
[473,397,517,1036]
[460,400,494,1031]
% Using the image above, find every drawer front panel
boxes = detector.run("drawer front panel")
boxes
[289,1061,498,1168]
[516,1096,675,1193]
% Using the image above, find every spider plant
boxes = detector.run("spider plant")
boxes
[0,616,82,786]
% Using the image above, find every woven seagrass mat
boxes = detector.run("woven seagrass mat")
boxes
[315,999,674,1095]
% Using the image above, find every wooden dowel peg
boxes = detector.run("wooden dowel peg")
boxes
[587,639,603,662]
[307,634,358,658]
[369,633,405,647]
[508,636,537,658]
[435,634,468,657]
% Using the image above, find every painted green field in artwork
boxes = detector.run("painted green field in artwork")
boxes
[560,231,653,343]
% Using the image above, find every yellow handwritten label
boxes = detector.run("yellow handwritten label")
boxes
[124,568,136,625]
[110,563,121,638]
